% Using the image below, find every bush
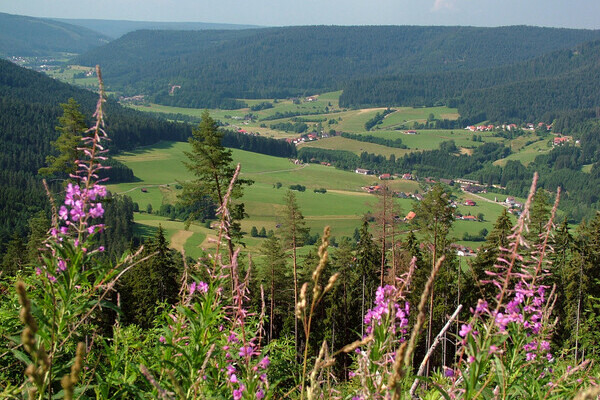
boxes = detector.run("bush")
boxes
[289,184,306,192]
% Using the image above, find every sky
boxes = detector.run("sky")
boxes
[2,0,600,29]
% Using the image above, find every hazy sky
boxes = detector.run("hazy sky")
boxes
[2,0,600,29]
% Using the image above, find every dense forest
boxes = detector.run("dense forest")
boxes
[72,25,600,109]
[51,17,259,39]
[340,40,600,123]
[0,12,109,57]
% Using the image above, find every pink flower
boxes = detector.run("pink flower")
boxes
[459,324,472,338]
[89,203,104,218]
[59,206,69,220]
[159,336,166,343]
[233,384,245,400]
[258,356,270,369]
[197,281,209,294]
[239,345,254,358]
[256,389,265,399]
[229,374,238,383]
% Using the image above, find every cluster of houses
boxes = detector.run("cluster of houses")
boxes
[285,131,338,145]
[465,122,553,132]
[552,134,578,146]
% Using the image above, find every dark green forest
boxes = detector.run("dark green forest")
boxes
[340,40,600,123]
[72,25,600,109]
[0,12,110,57]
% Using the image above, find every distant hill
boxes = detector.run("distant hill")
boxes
[72,25,600,109]
[52,18,262,39]
[340,40,600,123]
[0,12,110,57]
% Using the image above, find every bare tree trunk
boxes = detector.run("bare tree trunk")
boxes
[380,188,387,287]
[293,230,298,362]
[575,258,583,362]
[410,305,462,397]
[361,274,365,338]
[426,226,438,377]
[270,262,275,342]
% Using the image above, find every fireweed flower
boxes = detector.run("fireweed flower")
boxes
[363,284,410,337]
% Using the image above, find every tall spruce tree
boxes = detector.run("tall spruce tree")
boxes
[260,235,289,342]
[39,98,87,177]
[179,110,252,260]
[119,226,181,328]
[279,190,309,358]
[355,218,381,337]
[413,184,454,374]
[468,208,513,302]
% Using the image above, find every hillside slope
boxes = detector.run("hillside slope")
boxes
[0,12,110,57]
[340,40,600,123]
[72,25,600,108]
[53,18,261,39]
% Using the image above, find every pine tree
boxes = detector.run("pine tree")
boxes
[26,211,50,265]
[260,235,288,342]
[39,98,87,177]
[326,238,362,376]
[355,218,381,337]
[413,183,454,374]
[528,188,551,242]
[179,110,252,259]
[119,226,181,328]
[468,208,513,302]
[1,233,27,277]
[279,190,309,358]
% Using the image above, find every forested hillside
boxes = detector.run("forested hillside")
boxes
[0,12,110,57]
[73,25,600,108]
[53,18,261,39]
[0,59,190,255]
[340,40,600,122]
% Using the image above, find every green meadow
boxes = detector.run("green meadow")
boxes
[494,137,552,166]
[107,141,512,257]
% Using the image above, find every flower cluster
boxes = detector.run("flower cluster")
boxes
[58,183,107,235]
[223,337,269,400]
[364,285,410,337]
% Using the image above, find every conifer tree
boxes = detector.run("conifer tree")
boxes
[39,98,87,177]
[413,184,454,373]
[279,190,309,358]
[179,110,252,259]
[355,218,381,336]
[26,211,50,265]
[119,226,180,328]
[260,235,288,342]
[468,208,513,301]
[0,233,27,277]
[528,188,551,242]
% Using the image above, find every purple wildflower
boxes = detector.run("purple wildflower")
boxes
[257,356,270,369]
[239,345,254,358]
[459,324,472,338]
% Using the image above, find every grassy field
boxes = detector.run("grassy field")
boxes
[107,141,513,257]
[494,137,551,167]
[377,106,459,130]
[298,136,413,158]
